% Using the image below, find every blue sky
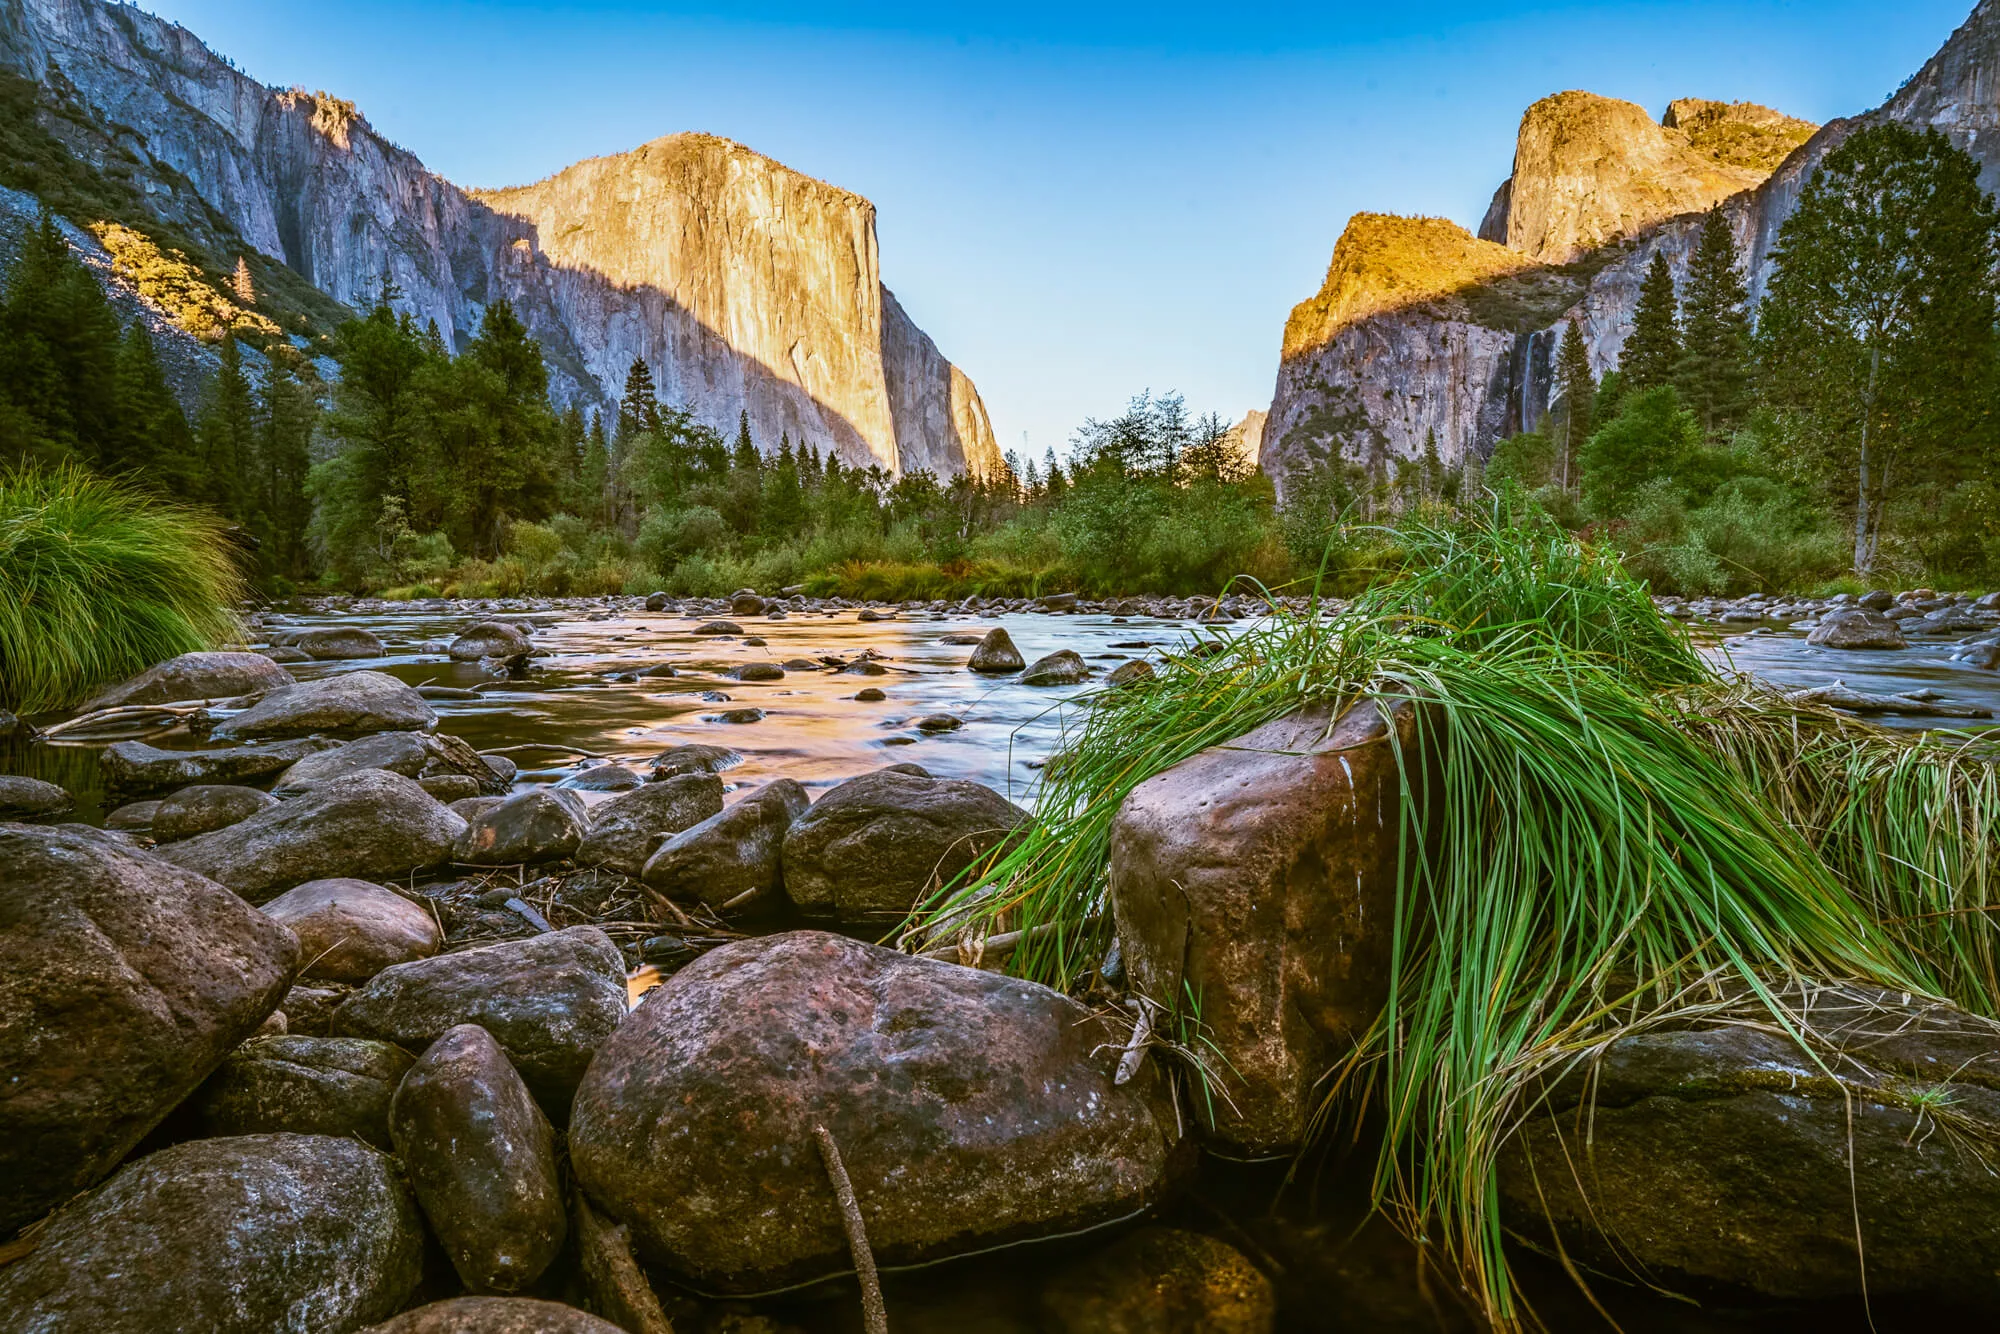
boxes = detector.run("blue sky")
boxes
[143,0,1972,460]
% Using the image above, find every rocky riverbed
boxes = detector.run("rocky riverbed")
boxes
[2,585,1998,1334]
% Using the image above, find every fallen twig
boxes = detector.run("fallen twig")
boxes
[813,1124,888,1334]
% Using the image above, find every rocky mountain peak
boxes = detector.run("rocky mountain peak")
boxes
[1482,90,1813,263]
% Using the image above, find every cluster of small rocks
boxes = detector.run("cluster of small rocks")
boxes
[1661,586,2000,663]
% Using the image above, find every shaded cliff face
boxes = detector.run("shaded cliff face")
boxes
[0,0,1001,478]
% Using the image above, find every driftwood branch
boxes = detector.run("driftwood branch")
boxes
[573,1191,674,1334]
[1115,997,1155,1086]
[814,1124,888,1334]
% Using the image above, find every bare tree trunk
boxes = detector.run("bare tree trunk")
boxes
[1853,344,1882,576]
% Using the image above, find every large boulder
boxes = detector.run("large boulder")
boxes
[391,1025,567,1293]
[0,773,74,820]
[157,770,466,902]
[642,779,809,909]
[81,650,294,711]
[99,737,335,794]
[261,878,443,982]
[333,926,627,1113]
[453,788,588,865]
[966,626,1026,673]
[574,772,725,876]
[1041,1227,1276,1334]
[570,931,1184,1293]
[277,729,507,794]
[0,1134,423,1332]
[194,1035,414,1149]
[0,826,298,1232]
[1500,987,2000,1306]
[150,782,278,841]
[448,621,533,661]
[646,742,742,778]
[781,767,1029,922]
[1806,608,1910,650]
[291,625,389,659]
[362,1299,626,1334]
[214,670,437,741]
[1109,701,1422,1155]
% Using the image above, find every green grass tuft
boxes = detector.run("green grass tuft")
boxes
[0,464,245,714]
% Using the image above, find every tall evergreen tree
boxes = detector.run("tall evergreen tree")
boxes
[1758,124,2000,574]
[618,359,661,440]
[0,208,121,465]
[195,334,255,519]
[108,323,195,490]
[734,415,761,470]
[231,256,256,307]
[1675,209,1753,436]
[252,355,316,580]
[1554,320,1595,491]
[1621,251,1682,390]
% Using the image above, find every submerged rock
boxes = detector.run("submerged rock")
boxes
[1041,1228,1276,1334]
[641,778,809,909]
[214,670,437,740]
[781,767,1029,922]
[291,625,389,659]
[575,772,724,877]
[195,1035,414,1148]
[261,878,442,982]
[392,1025,567,1294]
[81,650,294,711]
[1110,701,1423,1154]
[0,1134,423,1333]
[150,782,277,841]
[647,742,742,778]
[570,931,1184,1293]
[0,825,298,1232]
[157,770,466,902]
[1501,987,2000,1306]
[556,762,645,792]
[99,737,334,794]
[334,926,627,1114]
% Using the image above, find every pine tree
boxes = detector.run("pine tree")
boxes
[252,355,316,579]
[0,209,121,465]
[618,359,661,440]
[231,256,256,307]
[1418,428,1444,504]
[734,414,760,470]
[108,323,196,491]
[1622,250,1682,390]
[1675,209,1753,436]
[1554,319,1595,491]
[195,335,255,519]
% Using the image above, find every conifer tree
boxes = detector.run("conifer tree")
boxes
[735,415,761,470]
[1554,319,1595,490]
[196,334,255,519]
[108,323,195,489]
[252,355,316,579]
[1675,208,1753,436]
[1622,250,1682,390]
[0,209,121,465]
[1418,428,1444,504]
[618,359,661,440]
[231,256,256,307]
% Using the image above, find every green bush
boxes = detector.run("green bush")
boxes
[0,465,245,713]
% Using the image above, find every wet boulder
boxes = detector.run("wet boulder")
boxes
[966,626,1025,673]
[575,772,725,877]
[391,1025,567,1293]
[261,878,442,981]
[693,620,743,635]
[215,670,437,741]
[1041,1228,1276,1334]
[647,742,741,778]
[556,762,645,793]
[641,779,809,909]
[782,767,1029,922]
[0,826,298,1232]
[1500,987,2000,1306]
[1022,649,1092,685]
[735,661,784,681]
[453,787,588,865]
[362,1298,626,1333]
[150,782,277,841]
[1105,659,1156,687]
[333,926,627,1114]
[1109,701,1424,1155]
[104,798,161,830]
[570,931,1184,1293]
[195,1035,414,1148]
[100,737,335,794]
[0,1134,423,1333]
[0,773,74,820]
[158,770,466,902]
[1807,608,1910,650]
[290,625,388,659]
[448,620,534,661]
[277,729,506,795]
[81,650,294,711]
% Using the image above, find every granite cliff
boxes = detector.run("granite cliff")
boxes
[1263,4,2000,497]
[0,0,1002,478]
